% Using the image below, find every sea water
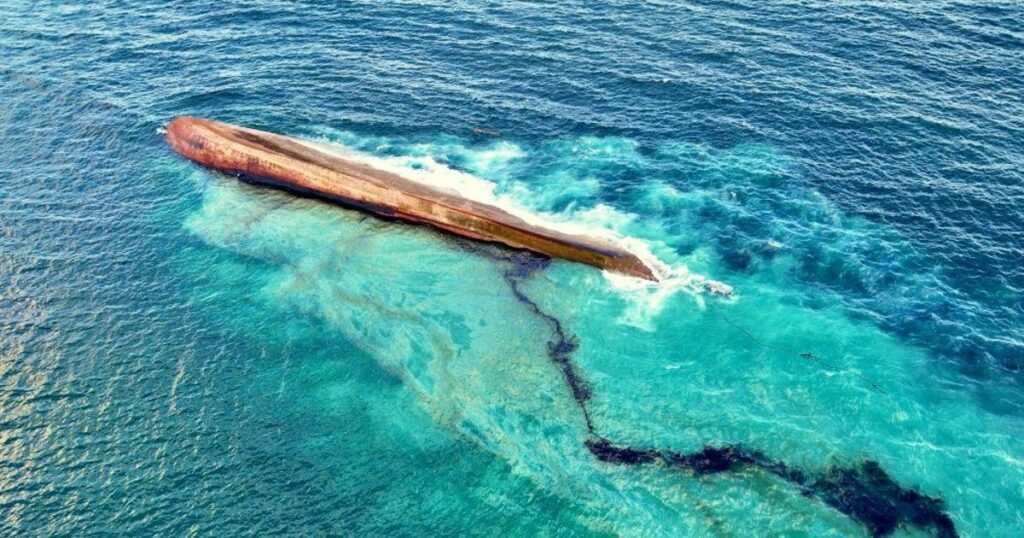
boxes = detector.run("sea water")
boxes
[1,1,1022,536]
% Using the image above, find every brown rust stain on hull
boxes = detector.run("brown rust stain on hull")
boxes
[165,116,658,281]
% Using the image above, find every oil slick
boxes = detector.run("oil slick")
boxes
[490,246,957,538]
[173,119,959,537]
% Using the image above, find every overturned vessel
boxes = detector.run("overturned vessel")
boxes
[165,116,657,281]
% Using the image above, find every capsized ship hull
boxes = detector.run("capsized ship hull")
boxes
[165,116,657,281]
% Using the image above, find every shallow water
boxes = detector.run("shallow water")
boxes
[2,1,1022,536]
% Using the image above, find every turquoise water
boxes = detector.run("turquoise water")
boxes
[2,1,1022,536]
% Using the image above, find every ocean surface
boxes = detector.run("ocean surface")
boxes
[2,1,1022,536]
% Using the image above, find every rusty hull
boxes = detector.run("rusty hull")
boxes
[165,116,657,281]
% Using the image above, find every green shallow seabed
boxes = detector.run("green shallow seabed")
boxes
[159,132,1022,536]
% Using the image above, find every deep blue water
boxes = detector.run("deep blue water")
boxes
[2,1,1022,536]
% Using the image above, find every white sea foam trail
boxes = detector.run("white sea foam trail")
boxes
[302,135,734,314]
[603,238,735,331]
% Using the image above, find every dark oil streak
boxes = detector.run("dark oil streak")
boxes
[500,253,596,433]
[486,247,957,538]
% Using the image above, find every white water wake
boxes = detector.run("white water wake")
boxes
[300,134,735,330]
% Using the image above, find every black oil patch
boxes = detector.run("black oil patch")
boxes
[474,244,958,538]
